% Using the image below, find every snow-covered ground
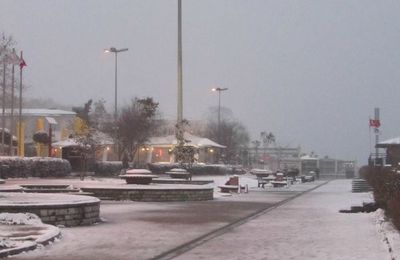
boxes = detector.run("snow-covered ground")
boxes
[2,178,400,259]
[0,213,60,257]
[176,180,400,260]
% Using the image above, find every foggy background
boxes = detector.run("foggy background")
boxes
[2,0,400,164]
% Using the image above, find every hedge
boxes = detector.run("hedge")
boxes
[93,161,124,176]
[363,165,400,230]
[0,157,71,178]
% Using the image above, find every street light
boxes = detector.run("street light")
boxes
[211,87,228,146]
[104,47,128,160]
[104,47,128,121]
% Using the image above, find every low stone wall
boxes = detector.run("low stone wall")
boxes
[0,193,100,227]
[152,179,214,185]
[1,202,100,227]
[81,186,214,202]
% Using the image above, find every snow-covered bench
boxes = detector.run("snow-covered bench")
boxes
[218,185,240,193]
[257,175,276,188]
[270,181,288,188]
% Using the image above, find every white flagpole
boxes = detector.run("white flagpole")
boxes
[1,61,6,155]
[18,51,24,157]
[9,50,15,155]
[177,0,183,127]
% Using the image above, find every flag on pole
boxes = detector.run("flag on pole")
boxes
[19,57,26,69]
[369,119,380,128]
[0,49,26,69]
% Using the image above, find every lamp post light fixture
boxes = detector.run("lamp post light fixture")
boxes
[211,87,228,147]
[104,47,128,121]
[104,47,128,160]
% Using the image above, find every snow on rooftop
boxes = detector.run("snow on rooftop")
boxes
[300,155,319,160]
[149,133,226,148]
[377,137,400,147]
[4,108,76,116]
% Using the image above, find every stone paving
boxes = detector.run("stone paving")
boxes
[4,178,386,260]
[9,177,313,259]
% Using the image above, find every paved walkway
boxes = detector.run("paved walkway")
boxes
[10,179,392,260]
[174,180,389,260]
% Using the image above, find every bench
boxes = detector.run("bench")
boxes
[270,181,288,188]
[257,178,268,188]
[218,185,240,193]
[257,176,275,188]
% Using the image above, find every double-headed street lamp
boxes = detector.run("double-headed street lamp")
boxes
[211,87,228,146]
[104,47,128,121]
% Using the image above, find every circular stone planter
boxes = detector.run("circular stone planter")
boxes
[166,168,192,180]
[0,193,100,227]
[0,185,23,192]
[125,169,152,174]
[80,184,213,202]
[119,174,158,185]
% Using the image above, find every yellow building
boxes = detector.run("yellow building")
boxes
[4,109,76,156]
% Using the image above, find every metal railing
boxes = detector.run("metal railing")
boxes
[368,153,387,166]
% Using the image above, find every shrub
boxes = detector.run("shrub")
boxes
[94,161,124,176]
[33,131,49,144]
[147,163,180,174]
[0,157,71,178]
[364,165,400,230]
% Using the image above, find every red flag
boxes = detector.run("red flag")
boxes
[19,58,26,69]
[369,119,380,128]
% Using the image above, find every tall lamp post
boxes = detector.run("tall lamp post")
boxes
[104,47,128,121]
[104,47,128,159]
[211,87,228,152]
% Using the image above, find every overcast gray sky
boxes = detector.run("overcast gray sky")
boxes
[2,0,400,164]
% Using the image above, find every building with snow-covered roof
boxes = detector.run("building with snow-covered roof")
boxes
[3,108,76,156]
[373,136,400,166]
[135,133,226,165]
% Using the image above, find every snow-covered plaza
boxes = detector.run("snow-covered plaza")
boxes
[1,177,399,260]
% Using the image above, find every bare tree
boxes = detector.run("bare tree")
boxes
[200,107,250,163]
[251,140,261,165]
[90,99,112,132]
[260,131,276,148]
[116,97,159,162]
[0,33,19,107]
[72,99,93,126]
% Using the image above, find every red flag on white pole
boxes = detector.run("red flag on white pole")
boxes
[369,119,381,128]
[19,58,26,69]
